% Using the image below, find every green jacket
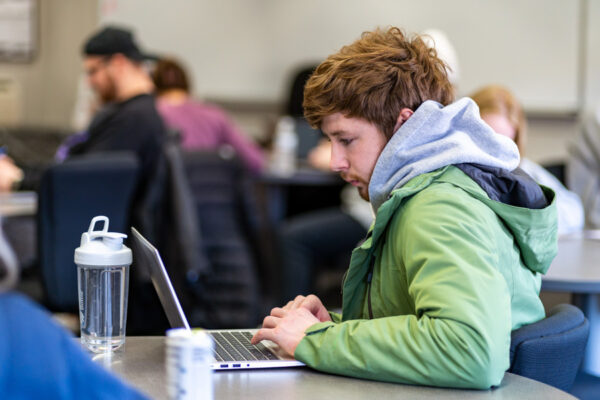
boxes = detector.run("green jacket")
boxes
[294,166,557,388]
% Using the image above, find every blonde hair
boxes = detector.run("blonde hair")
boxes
[303,27,455,140]
[470,85,527,155]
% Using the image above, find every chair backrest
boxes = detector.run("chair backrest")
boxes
[179,149,261,328]
[37,152,139,311]
[509,303,589,391]
[541,162,566,186]
[285,65,317,118]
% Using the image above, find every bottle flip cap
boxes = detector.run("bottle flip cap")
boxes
[74,216,132,266]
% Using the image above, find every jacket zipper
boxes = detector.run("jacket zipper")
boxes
[366,255,375,319]
[366,226,387,320]
[341,231,372,298]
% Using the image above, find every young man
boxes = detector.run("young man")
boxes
[252,27,557,389]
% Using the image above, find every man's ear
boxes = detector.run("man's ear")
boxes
[393,108,414,132]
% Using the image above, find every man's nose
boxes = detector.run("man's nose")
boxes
[329,146,349,172]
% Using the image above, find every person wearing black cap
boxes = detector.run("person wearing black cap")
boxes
[1,26,166,195]
[69,25,165,191]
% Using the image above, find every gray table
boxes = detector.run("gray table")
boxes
[542,233,600,377]
[92,337,575,400]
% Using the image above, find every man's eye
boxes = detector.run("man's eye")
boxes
[339,138,353,146]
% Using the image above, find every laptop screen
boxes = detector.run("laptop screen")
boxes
[130,227,190,330]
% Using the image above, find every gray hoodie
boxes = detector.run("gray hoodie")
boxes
[369,98,521,213]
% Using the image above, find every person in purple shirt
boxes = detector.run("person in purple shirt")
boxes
[152,58,265,173]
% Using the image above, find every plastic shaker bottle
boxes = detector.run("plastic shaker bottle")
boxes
[75,215,132,353]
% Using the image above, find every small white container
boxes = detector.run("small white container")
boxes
[166,328,214,400]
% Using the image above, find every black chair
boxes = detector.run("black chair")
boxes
[509,303,589,391]
[541,162,566,186]
[37,152,139,312]
[179,150,261,328]
[125,131,206,335]
[281,64,323,159]
[285,64,317,118]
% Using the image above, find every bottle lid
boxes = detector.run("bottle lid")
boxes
[74,216,132,266]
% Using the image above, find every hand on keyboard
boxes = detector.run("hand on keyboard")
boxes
[251,306,321,357]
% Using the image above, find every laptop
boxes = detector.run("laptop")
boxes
[130,227,305,370]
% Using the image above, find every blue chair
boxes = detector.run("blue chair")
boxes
[37,152,139,311]
[509,303,589,391]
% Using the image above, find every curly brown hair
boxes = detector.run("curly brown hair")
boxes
[303,27,455,139]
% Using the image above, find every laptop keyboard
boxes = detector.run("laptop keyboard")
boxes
[209,331,279,362]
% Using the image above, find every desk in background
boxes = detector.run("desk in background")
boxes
[94,337,575,399]
[258,166,344,225]
[542,232,600,377]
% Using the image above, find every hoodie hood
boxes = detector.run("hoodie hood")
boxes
[440,165,556,274]
[369,98,521,213]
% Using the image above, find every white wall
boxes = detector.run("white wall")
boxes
[100,0,584,113]
[584,0,600,114]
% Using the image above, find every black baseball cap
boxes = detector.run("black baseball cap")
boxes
[83,26,156,61]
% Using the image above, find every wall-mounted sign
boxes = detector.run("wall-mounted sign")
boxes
[0,0,37,62]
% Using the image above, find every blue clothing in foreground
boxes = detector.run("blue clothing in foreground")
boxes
[0,292,148,400]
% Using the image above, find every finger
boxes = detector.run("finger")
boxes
[282,300,293,311]
[294,294,331,322]
[270,307,287,318]
[303,294,323,313]
[251,328,273,345]
[261,315,280,329]
[289,295,306,310]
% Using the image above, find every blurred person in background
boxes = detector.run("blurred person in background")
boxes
[567,106,600,229]
[0,153,23,193]
[152,57,265,173]
[0,26,166,193]
[69,25,166,186]
[471,85,584,235]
